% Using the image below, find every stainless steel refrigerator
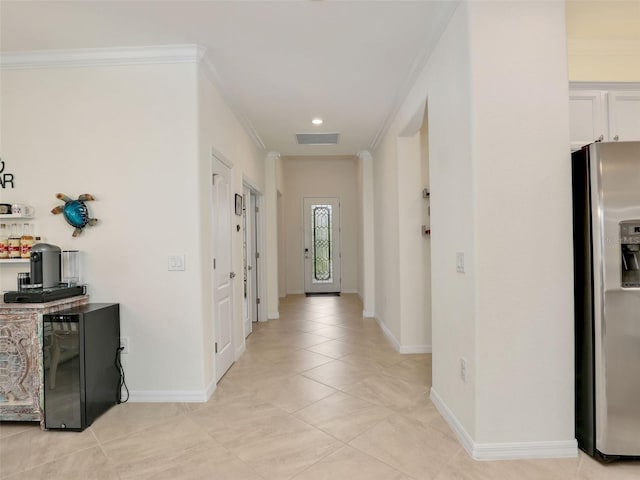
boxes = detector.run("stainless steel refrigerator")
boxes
[572,141,640,461]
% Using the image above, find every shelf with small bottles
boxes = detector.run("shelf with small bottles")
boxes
[0,214,34,220]
[0,219,38,265]
[0,258,29,264]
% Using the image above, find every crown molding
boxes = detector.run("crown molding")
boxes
[356,150,373,162]
[369,1,459,151]
[0,44,206,69]
[1,44,268,153]
[266,151,281,161]
[200,56,266,151]
[568,39,640,57]
[569,81,640,90]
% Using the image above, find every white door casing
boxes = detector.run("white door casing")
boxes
[212,156,234,382]
[304,197,341,293]
[242,186,258,338]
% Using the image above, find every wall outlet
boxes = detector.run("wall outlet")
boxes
[460,357,467,382]
[120,337,129,355]
[456,252,465,273]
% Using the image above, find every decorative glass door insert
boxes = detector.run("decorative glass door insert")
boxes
[311,204,333,283]
[304,197,341,293]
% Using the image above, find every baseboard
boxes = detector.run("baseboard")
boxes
[342,289,358,294]
[399,344,432,354]
[374,317,431,354]
[362,310,375,318]
[268,311,280,320]
[472,440,578,461]
[375,317,401,351]
[430,387,475,456]
[430,387,578,461]
[126,389,209,403]
[205,378,217,401]
[235,341,246,360]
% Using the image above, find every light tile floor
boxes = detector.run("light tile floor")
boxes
[2,294,640,479]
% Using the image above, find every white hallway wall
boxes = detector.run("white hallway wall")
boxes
[277,155,286,301]
[373,0,574,458]
[0,49,266,400]
[374,0,475,431]
[197,61,266,387]
[356,151,376,316]
[283,156,359,295]
[265,152,284,319]
[397,132,430,352]
[469,1,573,449]
[373,127,402,342]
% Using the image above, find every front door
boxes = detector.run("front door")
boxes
[303,197,341,293]
[212,157,234,382]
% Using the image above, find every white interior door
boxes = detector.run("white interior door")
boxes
[304,197,341,293]
[250,193,260,322]
[212,157,234,382]
[242,186,253,338]
[241,187,262,332]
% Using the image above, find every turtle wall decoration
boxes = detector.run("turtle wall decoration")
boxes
[51,193,98,237]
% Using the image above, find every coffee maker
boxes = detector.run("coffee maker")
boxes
[30,243,62,289]
[4,243,86,303]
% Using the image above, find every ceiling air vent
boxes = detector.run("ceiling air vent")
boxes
[296,133,340,145]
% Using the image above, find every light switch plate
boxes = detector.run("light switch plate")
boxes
[168,254,185,271]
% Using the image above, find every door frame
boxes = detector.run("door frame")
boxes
[303,196,342,293]
[242,185,253,338]
[256,193,267,322]
[242,181,264,338]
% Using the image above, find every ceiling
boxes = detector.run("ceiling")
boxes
[0,1,458,157]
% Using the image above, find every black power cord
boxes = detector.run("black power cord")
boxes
[115,346,129,403]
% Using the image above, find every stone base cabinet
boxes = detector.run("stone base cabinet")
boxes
[0,296,89,425]
[569,83,640,151]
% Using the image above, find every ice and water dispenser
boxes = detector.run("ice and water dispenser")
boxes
[620,221,640,288]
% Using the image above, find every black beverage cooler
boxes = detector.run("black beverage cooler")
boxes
[43,303,120,431]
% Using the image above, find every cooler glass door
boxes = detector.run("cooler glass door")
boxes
[43,314,82,430]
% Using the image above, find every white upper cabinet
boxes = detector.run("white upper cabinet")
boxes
[569,84,640,151]
[608,91,640,142]
[569,90,608,151]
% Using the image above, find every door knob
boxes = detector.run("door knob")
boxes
[230,272,236,279]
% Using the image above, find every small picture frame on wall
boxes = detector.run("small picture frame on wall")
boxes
[235,194,243,216]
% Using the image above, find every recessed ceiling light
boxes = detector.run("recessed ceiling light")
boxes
[312,118,323,125]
